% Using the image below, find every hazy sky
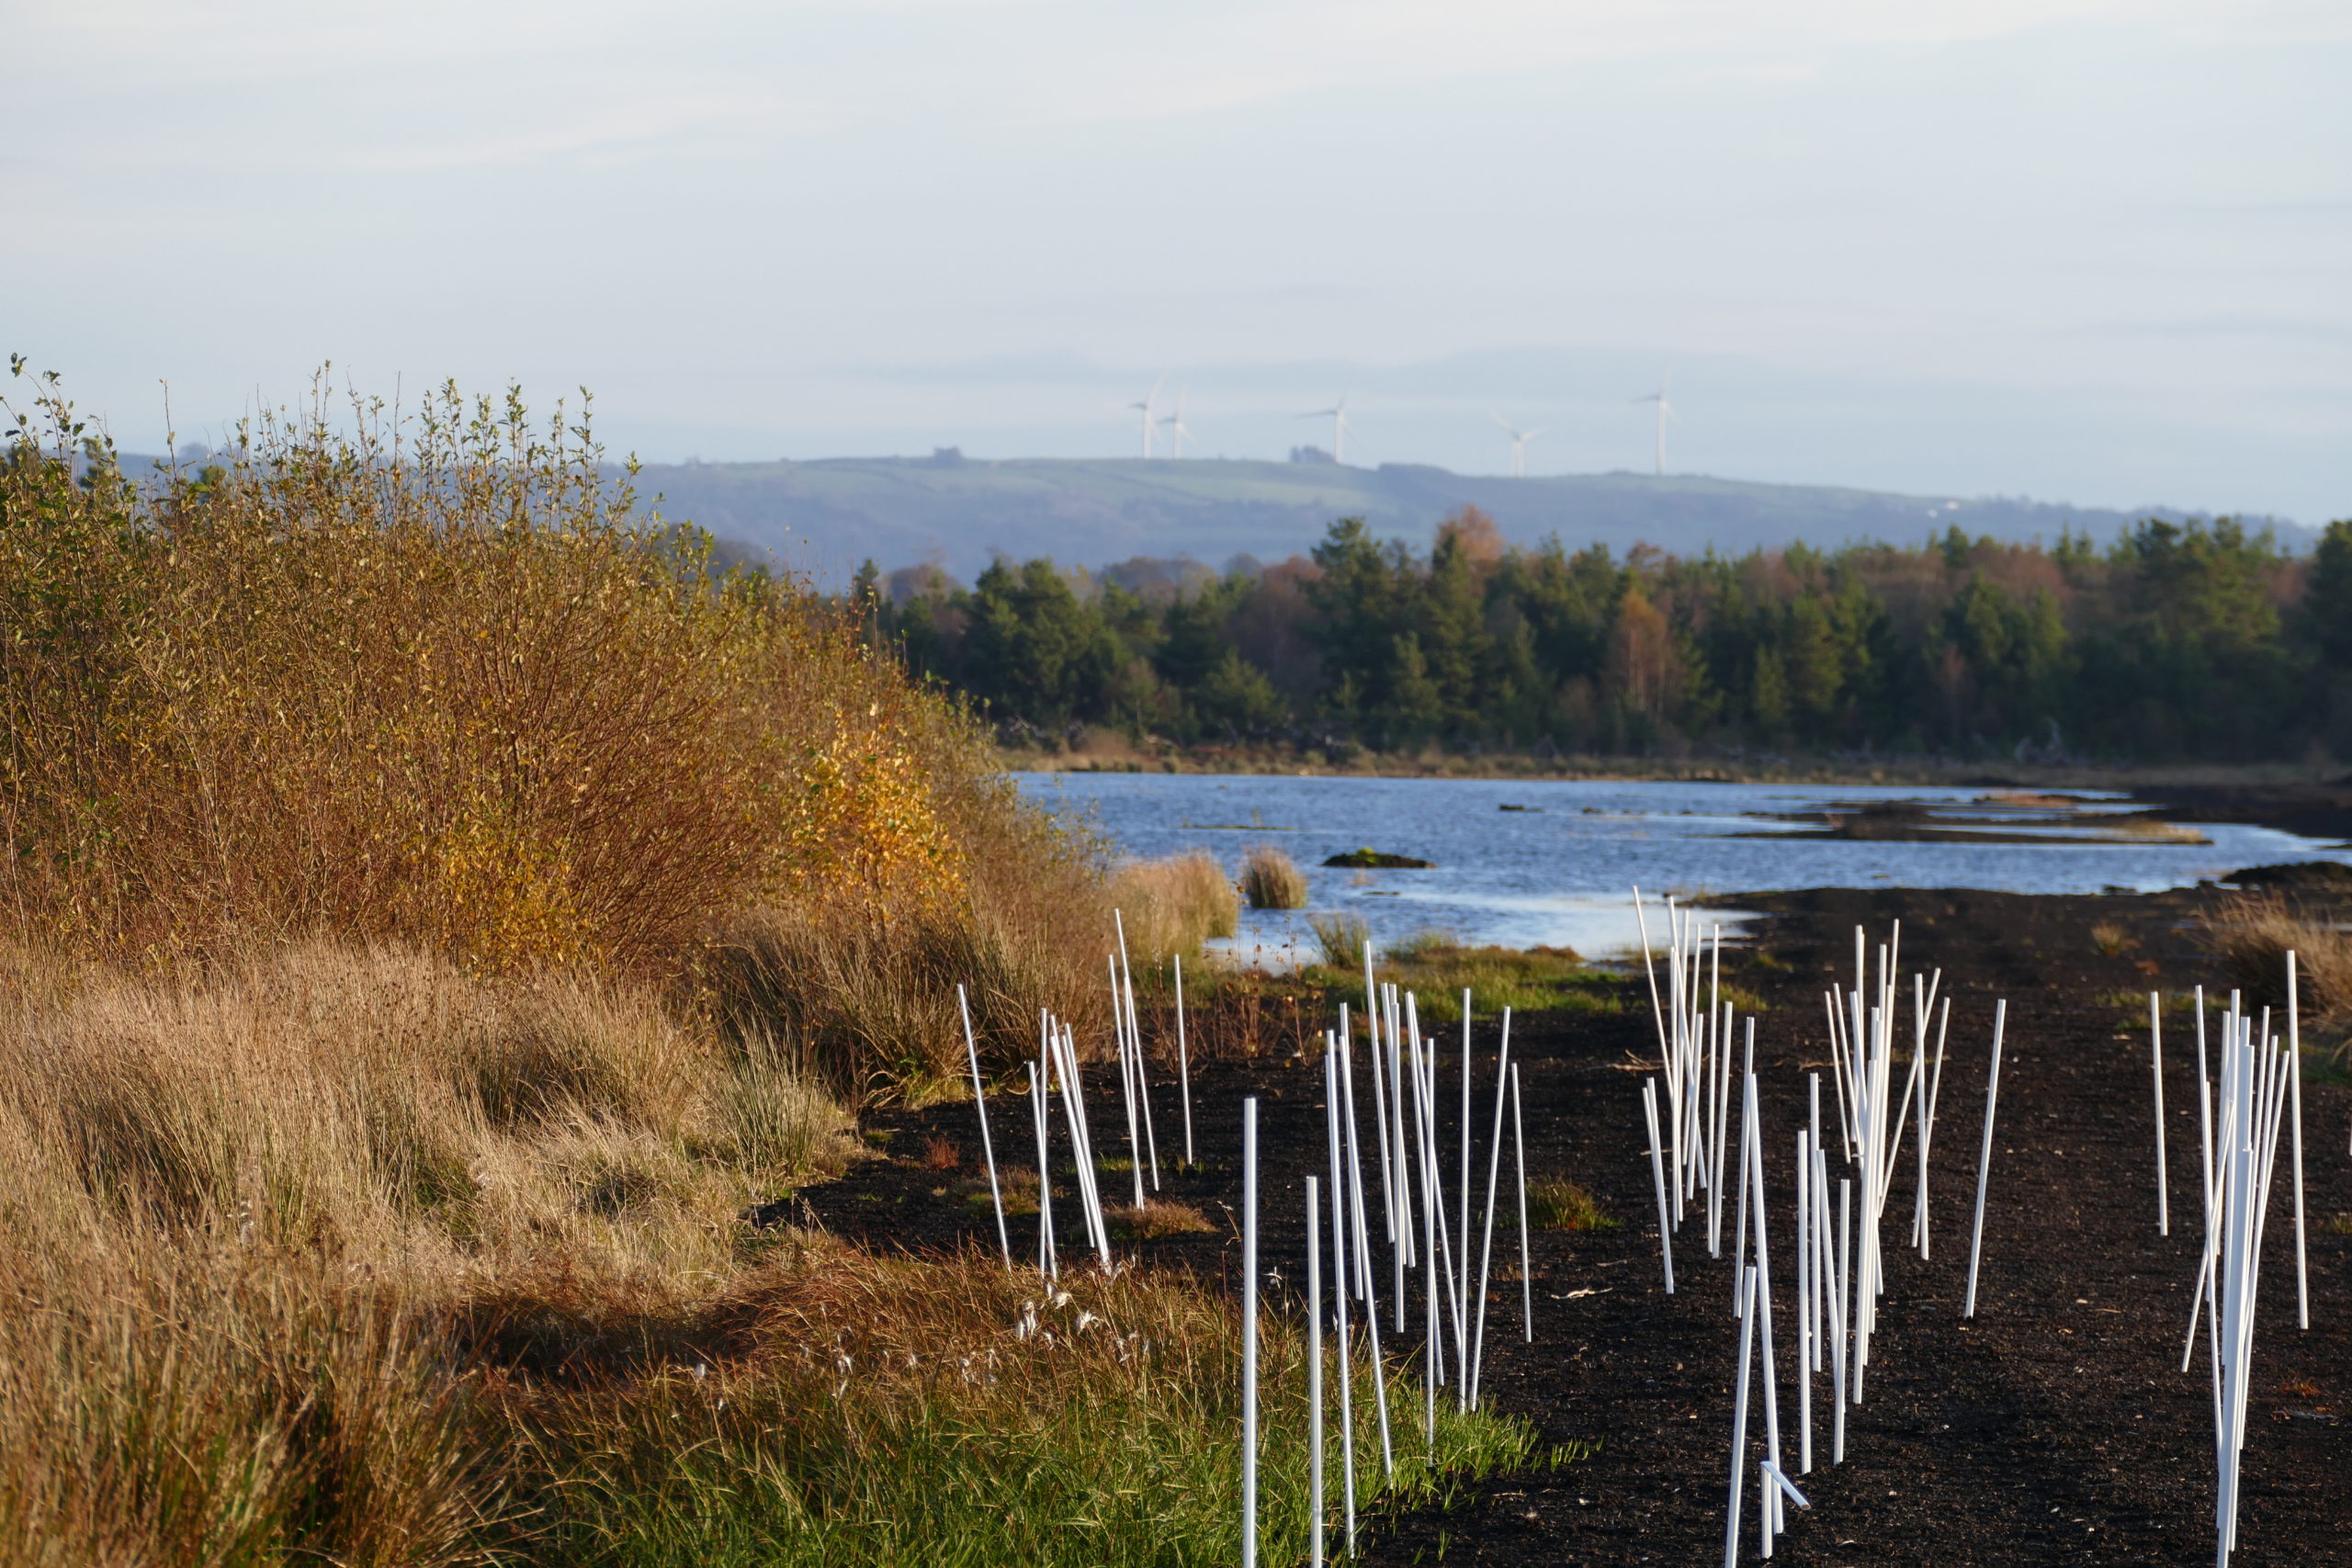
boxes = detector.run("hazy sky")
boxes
[7,1,2346,522]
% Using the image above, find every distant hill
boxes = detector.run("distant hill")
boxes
[628,455,2286,586]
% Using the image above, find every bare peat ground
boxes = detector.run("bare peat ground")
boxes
[804,880,2352,1565]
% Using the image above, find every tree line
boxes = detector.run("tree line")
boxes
[856,507,2352,762]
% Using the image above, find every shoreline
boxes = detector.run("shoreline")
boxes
[1004,741,2346,792]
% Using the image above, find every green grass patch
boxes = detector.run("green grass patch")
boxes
[500,1251,1553,1567]
[1526,1178,1619,1232]
[1343,939,1629,1021]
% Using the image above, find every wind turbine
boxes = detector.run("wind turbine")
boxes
[1631,372,1675,476]
[1297,387,1353,464]
[1159,388,1197,457]
[1490,413,1542,478]
[1117,379,1162,458]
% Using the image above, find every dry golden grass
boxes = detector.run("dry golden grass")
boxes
[0,939,854,1563]
[2103,817,2211,844]
[2090,920,2134,955]
[1238,844,1308,910]
[697,862,1111,1104]
[1108,852,1239,961]
[0,944,1532,1566]
[1109,1200,1217,1240]
[2205,892,2352,1059]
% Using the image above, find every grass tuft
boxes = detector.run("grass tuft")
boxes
[2204,892,2352,1060]
[1109,1200,1217,1239]
[1527,1178,1620,1232]
[1308,912,1373,969]
[1239,845,1308,910]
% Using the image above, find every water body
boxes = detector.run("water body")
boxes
[1014,773,2350,963]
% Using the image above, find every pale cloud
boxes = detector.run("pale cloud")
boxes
[15,0,2325,175]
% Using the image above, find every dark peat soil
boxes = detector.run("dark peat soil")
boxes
[805,880,2352,1565]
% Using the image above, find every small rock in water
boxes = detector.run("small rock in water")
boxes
[1324,847,1434,868]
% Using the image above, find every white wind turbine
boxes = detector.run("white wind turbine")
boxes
[1159,388,1198,457]
[1297,387,1354,463]
[1491,413,1542,477]
[1631,372,1676,476]
[1117,379,1163,458]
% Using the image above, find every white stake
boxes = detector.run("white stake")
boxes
[1175,953,1193,1168]
[956,984,1011,1267]
[1824,988,1855,1165]
[1241,1097,1259,1568]
[1027,1060,1056,1279]
[1513,1062,1532,1342]
[1713,1000,1734,1255]
[1644,1079,1676,1294]
[1389,988,1413,1330]
[1339,1027,1396,1477]
[1338,1020,1375,1302]
[1051,1021,1111,1264]
[2151,992,2169,1236]
[1832,1177,1849,1464]
[1460,989,1473,1360]
[1325,1050,1358,1551]
[1797,1128,1813,1474]
[1112,914,1161,1191]
[2288,953,2308,1329]
[1762,1456,1811,1557]
[1360,952,1397,1248]
[1411,1033,1439,1454]
[1470,1010,1513,1408]
[1122,963,1160,1193]
[1917,996,1951,1258]
[1110,955,1145,1208]
[1963,1000,2008,1318]
[1730,1020,1754,1316]
[1307,1172,1325,1568]
[1812,1144,1831,1379]
[1724,1264,1758,1568]
[1745,1072,1784,1540]
[1635,886,1670,1079]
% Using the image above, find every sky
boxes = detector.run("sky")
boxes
[5,0,2347,524]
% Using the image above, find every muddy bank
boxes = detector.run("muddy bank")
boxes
[2134,781,2352,846]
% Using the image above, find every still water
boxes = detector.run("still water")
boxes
[1013,773,2350,962]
